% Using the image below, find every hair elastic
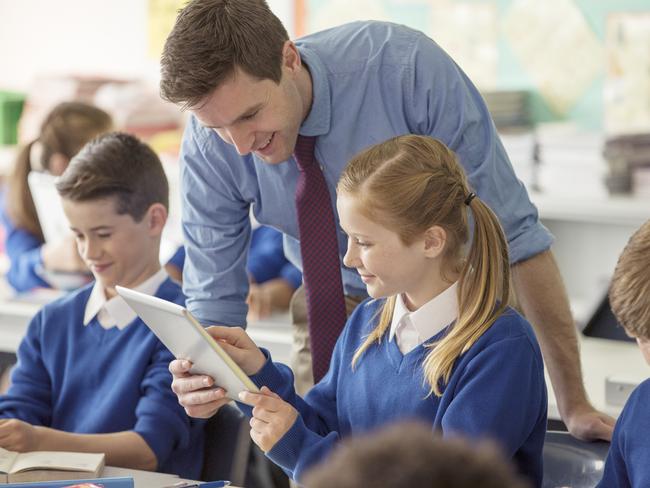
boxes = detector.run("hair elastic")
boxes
[464,192,476,206]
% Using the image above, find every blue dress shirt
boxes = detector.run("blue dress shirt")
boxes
[179,21,553,327]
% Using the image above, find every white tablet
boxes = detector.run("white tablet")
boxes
[115,285,259,401]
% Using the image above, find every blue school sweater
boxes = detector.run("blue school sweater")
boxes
[168,226,302,290]
[597,379,650,488]
[0,198,50,291]
[241,299,547,486]
[0,278,204,479]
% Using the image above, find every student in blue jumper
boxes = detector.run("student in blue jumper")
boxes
[165,225,302,320]
[0,132,204,479]
[597,219,650,488]
[0,101,113,292]
[169,135,547,486]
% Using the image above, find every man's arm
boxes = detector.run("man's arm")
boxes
[512,249,615,441]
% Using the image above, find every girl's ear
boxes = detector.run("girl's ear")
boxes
[147,203,168,236]
[423,225,446,258]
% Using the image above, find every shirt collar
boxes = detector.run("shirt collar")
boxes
[295,45,331,137]
[83,268,168,330]
[389,282,459,344]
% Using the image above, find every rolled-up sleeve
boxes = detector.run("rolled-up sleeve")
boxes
[180,117,252,326]
[405,34,553,264]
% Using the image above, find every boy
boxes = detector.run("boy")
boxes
[0,132,204,479]
[302,421,530,488]
[597,219,650,487]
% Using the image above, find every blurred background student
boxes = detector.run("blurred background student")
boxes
[0,101,113,293]
[167,224,302,321]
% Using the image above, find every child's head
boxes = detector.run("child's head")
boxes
[338,135,510,396]
[302,421,530,488]
[56,132,169,297]
[609,219,650,363]
[6,101,113,240]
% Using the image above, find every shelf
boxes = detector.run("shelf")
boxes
[530,191,649,226]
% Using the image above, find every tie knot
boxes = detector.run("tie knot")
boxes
[294,135,317,169]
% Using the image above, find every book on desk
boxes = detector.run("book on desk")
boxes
[3,476,133,488]
[0,447,104,483]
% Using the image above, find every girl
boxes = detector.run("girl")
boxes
[0,101,113,292]
[173,135,547,486]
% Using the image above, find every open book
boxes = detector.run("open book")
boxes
[0,447,104,483]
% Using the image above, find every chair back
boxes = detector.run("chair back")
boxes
[543,431,610,488]
[200,403,251,485]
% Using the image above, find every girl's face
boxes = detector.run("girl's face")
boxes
[337,192,447,310]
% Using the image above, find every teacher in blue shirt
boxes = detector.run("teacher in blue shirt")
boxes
[159,0,613,441]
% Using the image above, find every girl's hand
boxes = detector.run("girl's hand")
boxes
[0,418,38,452]
[206,326,266,375]
[240,386,298,452]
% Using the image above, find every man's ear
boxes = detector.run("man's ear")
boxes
[282,40,302,74]
[146,203,168,236]
[423,225,446,259]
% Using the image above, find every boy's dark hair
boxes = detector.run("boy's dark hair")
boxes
[609,219,650,339]
[302,421,530,488]
[160,0,289,109]
[56,132,169,221]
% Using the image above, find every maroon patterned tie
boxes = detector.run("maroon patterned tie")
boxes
[294,135,348,383]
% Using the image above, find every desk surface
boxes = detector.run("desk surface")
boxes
[103,466,240,487]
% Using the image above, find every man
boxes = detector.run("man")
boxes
[160,0,613,441]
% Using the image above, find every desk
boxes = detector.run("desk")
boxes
[103,466,240,487]
[545,335,647,420]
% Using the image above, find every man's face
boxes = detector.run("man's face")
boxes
[192,64,306,165]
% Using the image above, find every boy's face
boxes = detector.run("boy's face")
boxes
[62,197,162,298]
[192,44,308,165]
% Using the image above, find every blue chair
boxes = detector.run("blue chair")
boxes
[543,431,610,488]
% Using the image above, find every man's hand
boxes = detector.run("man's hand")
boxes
[0,419,38,452]
[565,403,616,441]
[240,386,298,452]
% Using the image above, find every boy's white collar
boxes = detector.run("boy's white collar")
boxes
[83,268,168,330]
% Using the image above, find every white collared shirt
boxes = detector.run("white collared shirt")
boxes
[388,282,459,354]
[83,268,169,330]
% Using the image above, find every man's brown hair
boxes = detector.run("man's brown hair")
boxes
[609,220,650,339]
[302,421,530,488]
[56,132,169,221]
[160,0,289,109]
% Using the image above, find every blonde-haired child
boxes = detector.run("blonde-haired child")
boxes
[169,135,547,486]
[597,219,650,487]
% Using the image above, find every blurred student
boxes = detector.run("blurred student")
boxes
[0,101,113,292]
[302,421,530,488]
[166,225,302,320]
[169,135,547,486]
[0,132,204,478]
[597,219,650,488]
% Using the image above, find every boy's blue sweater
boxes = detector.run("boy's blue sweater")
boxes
[597,378,650,488]
[0,278,204,479]
[242,299,547,486]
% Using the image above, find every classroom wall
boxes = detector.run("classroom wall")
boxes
[305,0,650,131]
[0,0,294,91]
